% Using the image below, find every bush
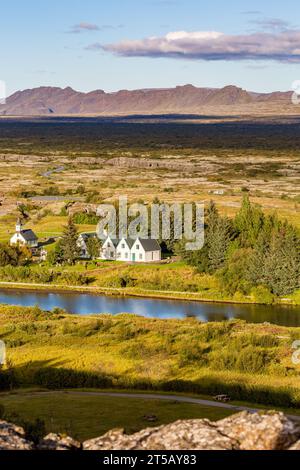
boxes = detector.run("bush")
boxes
[72,212,99,225]
[251,286,275,305]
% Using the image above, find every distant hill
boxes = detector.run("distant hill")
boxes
[0,84,296,116]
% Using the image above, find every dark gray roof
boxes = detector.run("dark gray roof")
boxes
[104,237,161,251]
[123,239,135,249]
[137,239,161,252]
[80,233,97,242]
[20,229,38,242]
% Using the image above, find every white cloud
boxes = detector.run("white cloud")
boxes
[97,29,300,63]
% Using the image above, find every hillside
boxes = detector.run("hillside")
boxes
[0,85,295,116]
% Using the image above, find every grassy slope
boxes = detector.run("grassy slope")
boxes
[0,305,300,409]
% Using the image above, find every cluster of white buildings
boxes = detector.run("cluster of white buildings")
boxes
[78,234,161,263]
[10,219,162,264]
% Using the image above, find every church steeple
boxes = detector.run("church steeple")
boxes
[16,218,22,233]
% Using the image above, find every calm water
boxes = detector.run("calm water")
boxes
[0,289,299,326]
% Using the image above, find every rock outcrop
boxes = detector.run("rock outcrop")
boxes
[38,434,81,451]
[0,421,33,450]
[1,412,300,451]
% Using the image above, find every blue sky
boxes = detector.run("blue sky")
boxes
[1,0,299,95]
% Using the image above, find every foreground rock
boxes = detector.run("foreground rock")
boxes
[83,412,300,451]
[38,434,81,451]
[83,422,239,451]
[0,421,33,450]
[216,411,300,451]
[1,412,300,451]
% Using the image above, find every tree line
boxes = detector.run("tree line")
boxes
[180,195,300,299]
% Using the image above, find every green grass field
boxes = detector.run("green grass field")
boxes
[0,391,234,441]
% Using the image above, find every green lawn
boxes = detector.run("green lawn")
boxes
[0,391,234,441]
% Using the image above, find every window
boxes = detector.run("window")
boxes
[107,243,111,248]
[110,252,114,258]
[125,253,128,259]
[136,245,140,250]
[139,254,143,260]
[122,244,125,249]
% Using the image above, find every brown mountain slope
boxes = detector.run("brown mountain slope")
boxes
[0,84,295,116]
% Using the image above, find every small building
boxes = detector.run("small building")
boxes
[101,236,119,261]
[77,232,98,259]
[130,238,161,263]
[116,238,135,262]
[10,219,38,248]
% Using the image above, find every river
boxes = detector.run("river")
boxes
[0,289,299,326]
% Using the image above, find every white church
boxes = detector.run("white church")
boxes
[10,219,39,249]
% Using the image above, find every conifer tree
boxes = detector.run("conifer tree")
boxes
[262,227,300,296]
[60,218,81,265]
[234,194,264,247]
[86,236,102,260]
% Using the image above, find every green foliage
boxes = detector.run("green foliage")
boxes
[184,197,300,298]
[72,212,99,225]
[86,236,102,260]
[0,265,91,286]
[234,194,265,247]
[251,286,275,305]
[0,243,32,267]
[1,305,300,408]
[182,202,234,274]
[59,218,81,265]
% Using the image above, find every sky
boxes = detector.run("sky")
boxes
[1,0,300,96]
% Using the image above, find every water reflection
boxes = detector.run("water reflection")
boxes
[0,289,299,327]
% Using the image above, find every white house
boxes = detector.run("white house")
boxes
[102,237,161,263]
[101,236,119,261]
[116,238,135,262]
[130,238,161,263]
[10,219,38,249]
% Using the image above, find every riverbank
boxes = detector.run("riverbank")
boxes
[0,281,298,307]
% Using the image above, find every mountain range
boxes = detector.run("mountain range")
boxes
[0,85,296,116]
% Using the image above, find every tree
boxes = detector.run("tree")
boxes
[183,201,235,274]
[86,236,102,260]
[0,244,13,266]
[262,227,300,296]
[59,218,81,265]
[234,194,265,247]
[207,216,234,272]
[218,248,254,295]
[47,242,64,266]
[0,243,32,267]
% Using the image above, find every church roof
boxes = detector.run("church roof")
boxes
[20,229,38,242]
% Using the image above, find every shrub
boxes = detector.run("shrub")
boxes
[251,286,275,305]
